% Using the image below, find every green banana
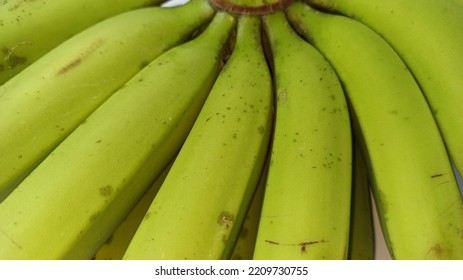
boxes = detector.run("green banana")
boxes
[304,0,463,178]
[0,0,166,85]
[348,143,374,260]
[0,11,235,260]
[93,161,173,260]
[287,2,463,259]
[0,0,215,202]
[253,11,352,260]
[230,158,268,260]
[123,15,273,260]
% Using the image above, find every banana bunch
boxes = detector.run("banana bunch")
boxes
[287,1,463,259]
[0,0,216,202]
[123,15,273,260]
[0,0,462,260]
[0,1,233,259]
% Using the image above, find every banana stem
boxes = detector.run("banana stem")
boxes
[210,0,294,14]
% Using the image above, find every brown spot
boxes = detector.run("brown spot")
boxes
[217,211,234,230]
[4,54,28,68]
[2,41,31,68]
[56,39,105,76]
[301,243,306,252]
[99,185,113,197]
[264,239,327,253]
[299,240,327,253]
[427,243,444,258]
[431,173,445,178]
[56,58,82,75]
[89,211,101,222]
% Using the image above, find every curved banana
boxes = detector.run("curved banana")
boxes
[304,0,463,178]
[93,162,173,260]
[0,0,215,202]
[0,11,235,260]
[348,143,374,260]
[253,11,352,260]
[123,15,273,260]
[287,2,463,259]
[0,0,166,85]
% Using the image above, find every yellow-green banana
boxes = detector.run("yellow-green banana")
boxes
[0,0,214,202]
[0,11,235,260]
[93,162,173,260]
[253,11,351,260]
[123,15,273,260]
[230,158,268,260]
[348,143,374,260]
[304,0,463,178]
[287,2,463,259]
[0,0,166,85]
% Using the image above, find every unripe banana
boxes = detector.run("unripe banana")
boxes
[253,11,352,260]
[0,11,235,260]
[287,2,463,259]
[93,162,173,260]
[0,0,215,202]
[123,15,273,260]
[0,0,166,85]
[304,0,463,179]
[348,144,374,260]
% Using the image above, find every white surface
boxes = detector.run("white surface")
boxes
[161,0,188,7]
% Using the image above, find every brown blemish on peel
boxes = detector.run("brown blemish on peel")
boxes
[2,40,32,68]
[89,211,101,222]
[99,185,113,197]
[57,58,82,75]
[56,39,105,76]
[427,243,444,259]
[264,239,327,253]
[217,211,234,230]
